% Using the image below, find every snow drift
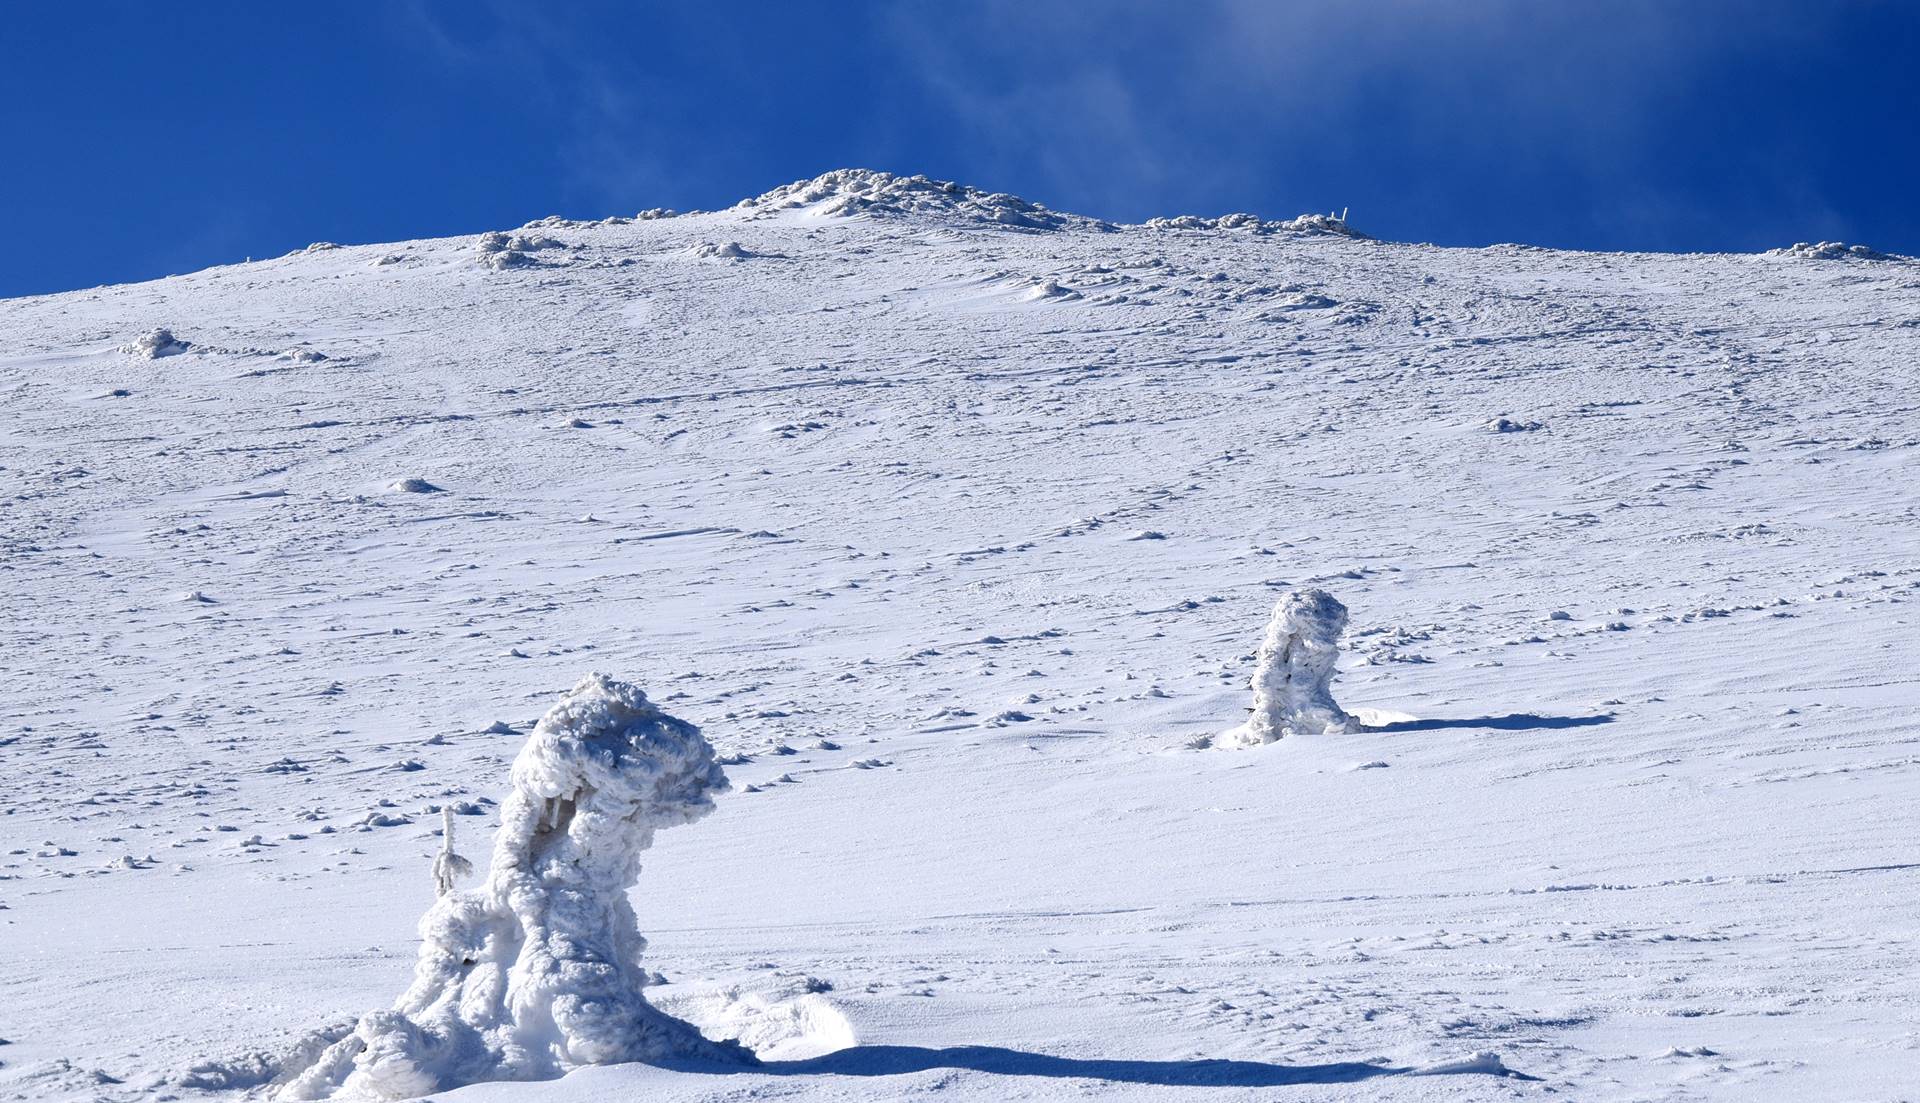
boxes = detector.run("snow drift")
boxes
[277,673,740,1100]
[1217,589,1353,748]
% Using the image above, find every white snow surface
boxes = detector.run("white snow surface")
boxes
[3,171,1920,1103]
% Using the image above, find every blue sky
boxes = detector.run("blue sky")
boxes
[5,1,1916,297]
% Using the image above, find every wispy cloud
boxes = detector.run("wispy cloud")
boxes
[388,0,679,213]
[879,0,1857,244]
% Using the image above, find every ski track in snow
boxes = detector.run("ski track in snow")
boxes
[3,174,1919,1102]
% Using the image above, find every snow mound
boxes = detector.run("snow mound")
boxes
[521,214,631,231]
[1216,589,1353,748]
[121,328,190,359]
[276,673,742,1100]
[1411,1049,1522,1077]
[1271,291,1340,311]
[387,478,442,494]
[475,231,564,271]
[1143,211,1367,239]
[1486,417,1545,433]
[651,985,856,1061]
[687,240,752,260]
[736,169,1093,231]
[1021,278,1079,302]
[1768,240,1889,261]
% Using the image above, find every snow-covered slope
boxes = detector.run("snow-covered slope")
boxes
[3,170,1918,1103]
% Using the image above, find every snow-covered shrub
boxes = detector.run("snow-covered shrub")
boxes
[276,673,743,1100]
[121,328,190,359]
[1216,589,1353,748]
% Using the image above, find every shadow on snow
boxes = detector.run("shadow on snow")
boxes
[1368,712,1614,733]
[665,1044,1530,1087]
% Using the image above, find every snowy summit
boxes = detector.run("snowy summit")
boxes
[733,168,1101,231]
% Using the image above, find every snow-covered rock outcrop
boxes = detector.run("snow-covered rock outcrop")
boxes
[735,168,1096,231]
[1217,589,1353,748]
[1143,211,1367,238]
[277,674,741,1100]
[1767,241,1889,261]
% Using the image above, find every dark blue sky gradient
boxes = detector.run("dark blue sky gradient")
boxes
[4,1,1916,297]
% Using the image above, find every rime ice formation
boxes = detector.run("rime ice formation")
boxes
[1217,590,1353,748]
[430,807,471,897]
[277,674,740,1101]
[121,328,190,359]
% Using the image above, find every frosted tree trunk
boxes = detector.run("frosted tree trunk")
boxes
[278,673,744,1100]
[1218,589,1352,748]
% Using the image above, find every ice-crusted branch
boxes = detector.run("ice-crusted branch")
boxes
[430,807,470,898]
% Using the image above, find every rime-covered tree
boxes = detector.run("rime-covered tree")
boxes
[280,674,743,1100]
[1218,589,1353,748]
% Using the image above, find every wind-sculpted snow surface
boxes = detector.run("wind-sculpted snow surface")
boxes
[1217,590,1352,748]
[277,675,738,1101]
